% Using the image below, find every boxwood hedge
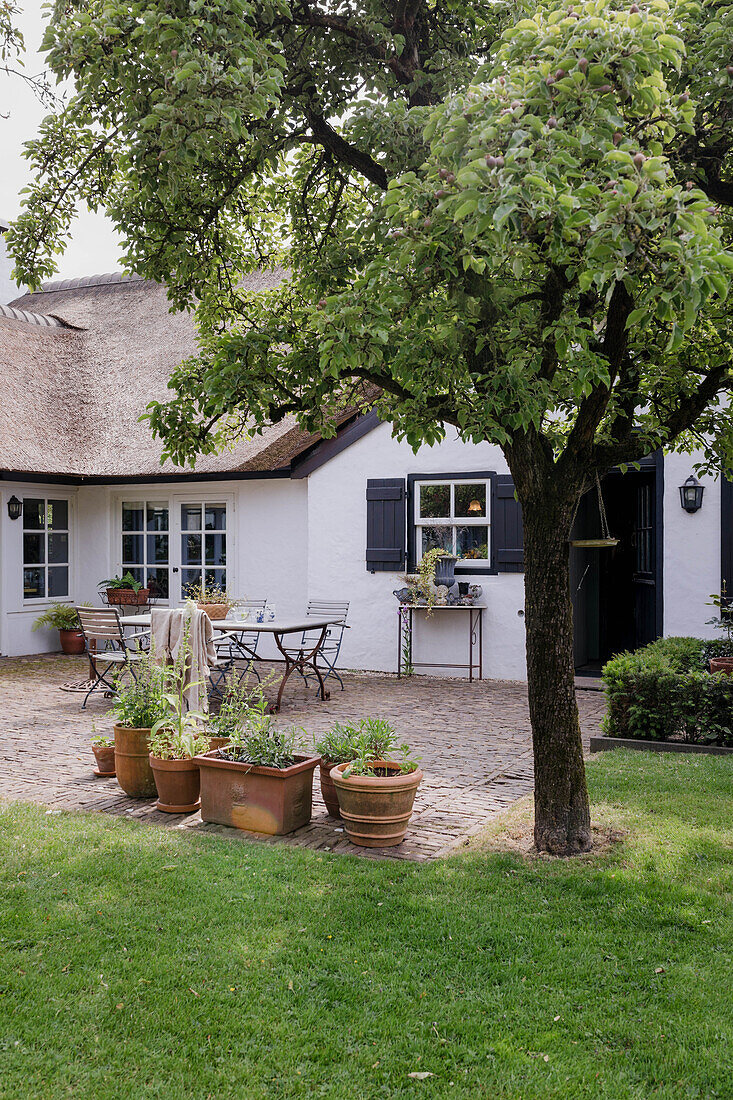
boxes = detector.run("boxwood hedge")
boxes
[601,637,733,746]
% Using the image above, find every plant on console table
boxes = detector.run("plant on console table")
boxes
[194,706,320,835]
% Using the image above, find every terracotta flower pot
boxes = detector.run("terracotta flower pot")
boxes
[710,657,733,675]
[194,750,320,835]
[149,755,201,813]
[92,744,116,777]
[319,760,342,817]
[330,760,423,847]
[107,588,150,606]
[208,736,231,751]
[197,602,230,621]
[59,628,85,655]
[113,723,157,798]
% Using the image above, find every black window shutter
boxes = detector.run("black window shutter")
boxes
[493,475,524,573]
[366,478,406,572]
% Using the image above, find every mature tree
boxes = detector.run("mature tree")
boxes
[9,0,733,853]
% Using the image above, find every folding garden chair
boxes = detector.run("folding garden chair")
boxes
[293,600,350,691]
[76,606,150,710]
[209,598,267,698]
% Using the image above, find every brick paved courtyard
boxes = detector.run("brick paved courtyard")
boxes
[0,654,606,860]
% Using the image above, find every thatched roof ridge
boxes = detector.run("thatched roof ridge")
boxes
[3,269,326,479]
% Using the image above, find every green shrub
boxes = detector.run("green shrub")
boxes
[701,637,733,668]
[602,638,733,746]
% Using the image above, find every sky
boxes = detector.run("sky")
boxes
[1,0,122,278]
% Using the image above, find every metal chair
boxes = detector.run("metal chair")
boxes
[76,606,151,709]
[209,598,267,697]
[296,600,350,691]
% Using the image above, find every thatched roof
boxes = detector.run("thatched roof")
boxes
[2,270,323,479]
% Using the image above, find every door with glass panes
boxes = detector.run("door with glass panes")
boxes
[119,497,232,603]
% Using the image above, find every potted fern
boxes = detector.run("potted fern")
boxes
[195,703,320,834]
[32,603,85,654]
[99,572,150,606]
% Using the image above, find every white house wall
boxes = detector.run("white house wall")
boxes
[306,422,528,680]
[662,451,721,640]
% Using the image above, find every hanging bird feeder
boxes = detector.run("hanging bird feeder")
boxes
[569,473,619,549]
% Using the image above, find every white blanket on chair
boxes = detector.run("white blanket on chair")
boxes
[150,607,216,713]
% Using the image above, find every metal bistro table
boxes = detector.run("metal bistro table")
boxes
[120,614,346,712]
[397,604,484,681]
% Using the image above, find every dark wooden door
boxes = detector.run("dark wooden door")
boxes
[631,475,657,648]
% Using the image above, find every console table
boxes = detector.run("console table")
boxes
[397,605,484,681]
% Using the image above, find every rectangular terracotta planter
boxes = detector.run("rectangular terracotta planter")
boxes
[193,750,321,835]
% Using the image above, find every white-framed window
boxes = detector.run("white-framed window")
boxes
[414,479,490,566]
[179,501,227,596]
[22,497,70,599]
[121,500,170,599]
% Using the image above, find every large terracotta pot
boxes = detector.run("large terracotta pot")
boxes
[194,750,320,835]
[59,628,85,655]
[113,724,156,798]
[197,602,230,621]
[319,760,342,818]
[330,760,423,847]
[107,588,150,606]
[149,755,201,813]
[710,657,733,675]
[92,744,116,777]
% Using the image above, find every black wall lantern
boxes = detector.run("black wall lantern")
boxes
[7,495,22,521]
[679,475,704,514]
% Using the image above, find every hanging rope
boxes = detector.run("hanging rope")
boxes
[595,471,612,541]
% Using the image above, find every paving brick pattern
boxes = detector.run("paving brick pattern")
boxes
[0,655,606,861]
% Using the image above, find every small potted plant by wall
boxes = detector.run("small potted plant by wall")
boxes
[111,650,169,798]
[91,734,116,777]
[32,602,85,654]
[194,698,320,834]
[706,591,733,674]
[99,572,150,606]
[185,581,232,621]
[148,697,209,813]
[330,719,423,847]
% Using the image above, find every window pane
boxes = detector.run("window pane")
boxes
[181,505,202,531]
[204,569,226,591]
[205,533,226,566]
[47,500,68,530]
[146,503,169,532]
[48,567,69,597]
[23,499,45,530]
[147,534,169,564]
[420,525,453,556]
[24,567,45,598]
[122,502,144,532]
[457,525,489,560]
[122,533,143,565]
[205,505,226,531]
[48,532,68,564]
[182,569,201,596]
[455,484,486,519]
[146,568,169,600]
[419,483,450,519]
[23,533,44,565]
[182,533,202,565]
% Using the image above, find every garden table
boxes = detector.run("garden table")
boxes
[119,614,345,712]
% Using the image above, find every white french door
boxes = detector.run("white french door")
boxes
[117,494,233,603]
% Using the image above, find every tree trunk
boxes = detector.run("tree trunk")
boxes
[509,442,592,855]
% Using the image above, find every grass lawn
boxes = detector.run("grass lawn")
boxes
[1,752,731,1100]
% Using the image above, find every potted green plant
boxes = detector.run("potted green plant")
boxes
[330,720,423,847]
[706,590,733,674]
[184,580,232,620]
[207,676,269,750]
[111,649,169,797]
[32,602,85,654]
[91,734,115,777]
[194,705,320,835]
[148,690,209,813]
[313,719,397,818]
[99,571,150,606]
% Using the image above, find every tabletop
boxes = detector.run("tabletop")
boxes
[118,614,344,634]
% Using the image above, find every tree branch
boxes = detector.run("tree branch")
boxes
[302,108,388,189]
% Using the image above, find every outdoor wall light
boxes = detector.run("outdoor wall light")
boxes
[7,495,22,521]
[679,475,704,514]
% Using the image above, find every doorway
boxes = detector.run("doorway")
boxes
[571,460,662,673]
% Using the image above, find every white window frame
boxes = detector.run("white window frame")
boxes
[21,495,72,603]
[413,478,491,569]
[175,497,229,601]
[118,498,172,602]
